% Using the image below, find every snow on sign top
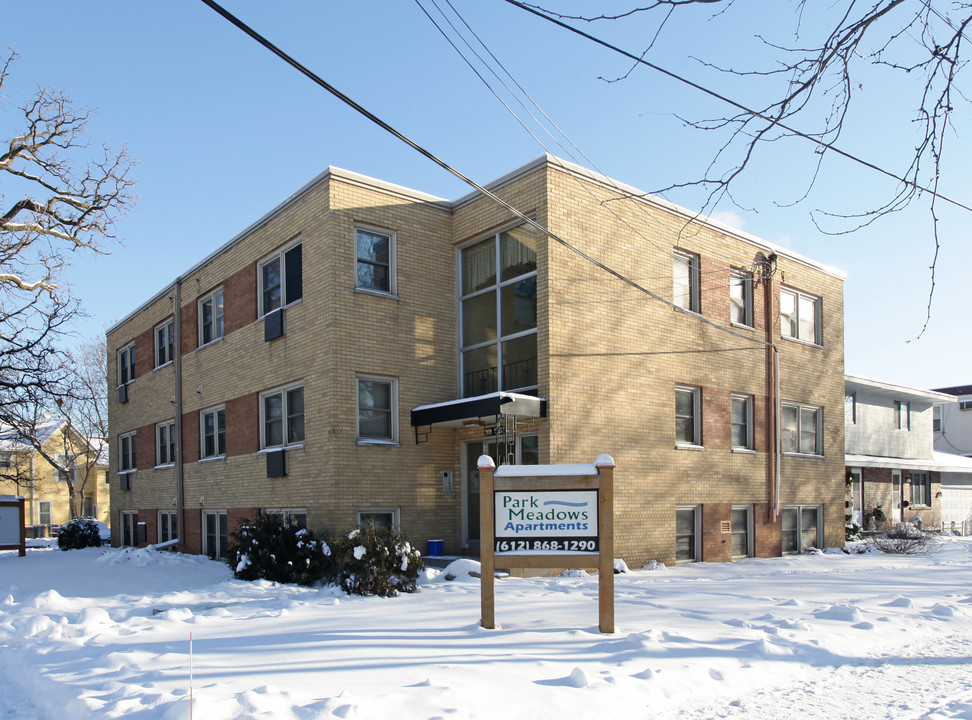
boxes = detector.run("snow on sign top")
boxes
[492,455,615,477]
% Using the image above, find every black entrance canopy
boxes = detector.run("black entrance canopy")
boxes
[411,391,546,430]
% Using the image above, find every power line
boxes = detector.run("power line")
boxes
[502,0,972,216]
[198,0,773,351]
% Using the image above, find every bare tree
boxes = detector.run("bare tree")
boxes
[0,49,133,459]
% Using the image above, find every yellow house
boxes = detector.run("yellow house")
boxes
[0,415,110,535]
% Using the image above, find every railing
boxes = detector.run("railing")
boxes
[463,357,537,397]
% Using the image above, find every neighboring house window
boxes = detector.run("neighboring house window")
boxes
[357,376,398,443]
[199,288,224,346]
[845,393,857,424]
[158,511,177,543]
[261,383,304,449]
[118,342,136,385]
[894,400,911,430]
[203,510,228,559]
[731,506,753,558]
[156,420,176,466]
[38,500,52,526]
[355,227,395,295]
[82,496,96,518]
[933,405,942,432]
[675,505,700,563]
[910,471,931,506]
[729,271,753,326]
[259,241,303,317]
[782,402,822,455]
[120,511,137,547]
[780,287,821,345]
[460,224,538,396]
[781,505,821,554]
[673,251,700,312]
[731,394,753,450]
[675,385,701,446]
[264,508,307,528]
[155,319,175,368]
[0,452,11,469]
[960,400,972,411]
[358,507,400,530]
[55,453,76,483]
[119,431,137,472]
[200,406,226,459]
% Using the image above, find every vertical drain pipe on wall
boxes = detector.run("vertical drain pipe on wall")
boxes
[763,254,781,522]
[173,278,185,549]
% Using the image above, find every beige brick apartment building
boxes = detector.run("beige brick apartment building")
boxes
[107,155,845,565]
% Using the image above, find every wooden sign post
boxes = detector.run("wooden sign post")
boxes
[479,454,615,633]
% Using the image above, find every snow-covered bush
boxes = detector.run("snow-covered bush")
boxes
[333,523,424,597]
[57,518,104,550]
[227,513,336,586]
[865,523,941,556]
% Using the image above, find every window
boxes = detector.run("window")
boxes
[119,431,137,473]
[118,342,136,385]
[155,319,174,368]
[200,406,226,459]
[357,376,398,443]
[729,271,753,326]
[673,251,700,312]
[676,506,700,563]
[198,288,224,346]
[259,241,302,317]
[203,510,228,559]
[0,452,11,469]
[358,507,400,530]
[460,224,538,396]
[933,405,942,432]
[731,506,752,558]
[158,511,177,544]
[675,386,701,446]
[910,471,931,506]
[355,227,395,294]
[82,496,96,518]
[894,400,911,430]
[261,383,304,449]
[781,505,821,554]
[781,402,822,456]
[731,394,753,450]
[960,400,972,411]
[156,420,176,466]
[55,453,75,483]
[264,508,307,529]
[780,287,821,345]
[845,393,857,424]
[38,500,52,527]
[120,511,137,547]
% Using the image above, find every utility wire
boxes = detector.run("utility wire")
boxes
[502,0,972,216]
[198,0,772,350]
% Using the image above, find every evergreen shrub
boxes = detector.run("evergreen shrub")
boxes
[57,518,104,550]
[227,513,336,586]
[333,523,424,597]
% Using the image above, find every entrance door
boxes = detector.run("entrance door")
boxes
[463,434,538,548]
[849,468,863,525]
[892,470,902,523]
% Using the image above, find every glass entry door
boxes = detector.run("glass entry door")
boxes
[463,434,538,548]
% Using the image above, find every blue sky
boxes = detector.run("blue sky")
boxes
[5,1,970,389]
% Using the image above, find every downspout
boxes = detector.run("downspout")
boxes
[173,278,185,549]
[763,255,781,521]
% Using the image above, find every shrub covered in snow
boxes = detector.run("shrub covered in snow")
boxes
[56,518,105,551]
[228,513,336,586]
[332,523,424,597]
[866,523,942,556]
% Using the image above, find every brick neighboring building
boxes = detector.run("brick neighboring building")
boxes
[107,155,846,565]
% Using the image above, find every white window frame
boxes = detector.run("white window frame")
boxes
[354,225,397,296]
[198,287,225,347]
[119,431,137,473]
[933,405,942,432]
[158,510,178,544]
[675,385,702,448]
[38,499,52,526]
[731,394,754,451]
[729,270,753,327]
[781,401,823,456]
[357,375,399,444]
[200,405,226,460]
[258,239,303,318]
[781,505,822,554]
[675,505,701,564]
[155,420,176,467]
[203,509,228,559]
[780,287,821,345]
[673,250,700,313]
[0,451,11,469]
[120,510,137,547]
[894,400,911,431]
[259,382,304,450]
[731,505,753,559]
[55,453,76,483]
[118,341,136,386]
[357,507,401,531]
[845,392,857,425]
[155,319,175,368]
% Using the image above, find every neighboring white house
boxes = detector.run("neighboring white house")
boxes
[932,384,972,457]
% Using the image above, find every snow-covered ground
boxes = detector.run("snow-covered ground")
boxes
[3,538,972,720]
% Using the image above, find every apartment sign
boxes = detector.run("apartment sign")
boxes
[494,490,598,553]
